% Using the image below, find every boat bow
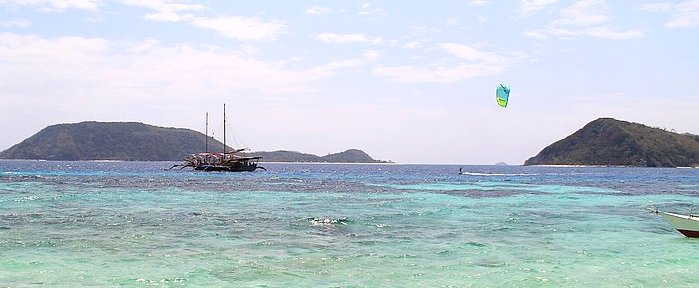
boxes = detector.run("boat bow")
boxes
[650,207,699,238]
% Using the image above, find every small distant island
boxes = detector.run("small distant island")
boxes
[525,118,699,167]
[0,122,389,163]
[252,149,390,163]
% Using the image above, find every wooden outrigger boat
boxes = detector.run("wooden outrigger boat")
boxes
[183,152,264,172]
[170,104,265,172]
[650,207,699,238]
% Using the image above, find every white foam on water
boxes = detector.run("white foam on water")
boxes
[460,172,538,176]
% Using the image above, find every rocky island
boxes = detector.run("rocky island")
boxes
[0,122,388,163]
[525,118,699,167]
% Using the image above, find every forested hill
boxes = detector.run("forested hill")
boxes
[0,122,225,161]
[0,122,387,163]
[252,149,389,163]
[524,118,699,167]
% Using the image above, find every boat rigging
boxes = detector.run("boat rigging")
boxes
[169,104,265,172]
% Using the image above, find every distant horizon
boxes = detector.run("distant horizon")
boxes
[3,158,699,168]
[1,1,697,164]
[2,116,698,165]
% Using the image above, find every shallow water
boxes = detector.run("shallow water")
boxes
[1,161,697,287]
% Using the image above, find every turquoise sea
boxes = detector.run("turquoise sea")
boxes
[1,160,697,287]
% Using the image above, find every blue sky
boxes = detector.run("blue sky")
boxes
[0,0,697,164]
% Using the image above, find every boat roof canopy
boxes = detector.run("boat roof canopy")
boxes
[189,152,261,160]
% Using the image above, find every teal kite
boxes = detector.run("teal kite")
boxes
[496,82,510,108]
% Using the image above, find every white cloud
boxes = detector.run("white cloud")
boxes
[442,43,491,61]
[403,41,421,49]
[525,25,643,40]
[191,16,286,41]
[306,5,332,15]
[581,27,644,39]
[117,1,285,41]
[0,18,31,28]
[373,64,504,83]
[359,2,386,16]
[0,32,371,108]
[145,11,186,22]
[316,33,368,43]
[374,43,523,83]
[118,0,206,22]
[469,0,490,6]
[524,0,643,39]
[0,33,107,61]
[315,32,382,44]
[519,0,559,16]
[554,0,609,26]
[0,0,99,11]
[644,1,699,28]
[363,49,381,60]
[118,0,206,13]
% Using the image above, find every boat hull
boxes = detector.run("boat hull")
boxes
[180,153,265,172]
[658,211,699,238]
[194,164,260,172]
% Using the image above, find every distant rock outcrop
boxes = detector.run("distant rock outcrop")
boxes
[0,121,387,163]
[524,118,699,167]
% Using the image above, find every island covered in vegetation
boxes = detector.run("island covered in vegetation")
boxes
[525,118,699,167]
[0,122,388,163]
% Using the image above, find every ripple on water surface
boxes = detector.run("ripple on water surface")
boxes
[0,161,698,287]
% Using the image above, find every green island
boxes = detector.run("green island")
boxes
[525,118,699,167]
[0,122,388,163]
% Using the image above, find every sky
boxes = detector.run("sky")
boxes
[0,0,698,164]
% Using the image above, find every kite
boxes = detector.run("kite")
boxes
[496,82,510,108]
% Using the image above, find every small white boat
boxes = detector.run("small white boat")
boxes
[651,208,699,238]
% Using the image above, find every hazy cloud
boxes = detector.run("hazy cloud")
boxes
[402,41,421,49]
[118,1,284,41]
[374,43,523,83]
[469,0,490,6]
[554,0,609,26]
[441,43,506,63]
[0,18,31,28]
[191,16,286,41]
[118,0,206,22]
[0,0,99,11]
[306,5,332,15]
[315,33,382,44]
[373,64,504,83]
[524,26,643,40]
[359,2,386,16]
[363,49,381,60]
[519,0,559,16]
[524,0,643,39]
[644,1,699,28]
[0,32,370,103]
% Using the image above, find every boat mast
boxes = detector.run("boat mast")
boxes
[223,103,226,155]
[205,112,209,153]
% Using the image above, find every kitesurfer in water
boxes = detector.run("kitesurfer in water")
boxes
[458,167,463,174]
